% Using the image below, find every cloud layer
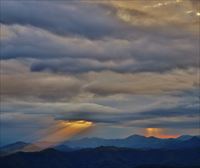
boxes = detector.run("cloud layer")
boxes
[0,0,199,144]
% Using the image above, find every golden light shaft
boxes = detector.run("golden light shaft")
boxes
[22,120,93,152]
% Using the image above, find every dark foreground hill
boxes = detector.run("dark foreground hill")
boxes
[1,147,200,168]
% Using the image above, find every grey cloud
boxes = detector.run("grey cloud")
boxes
[55,105,199,130]
[1,60,198,101]
[30,58,120,74]
[1,0,198,39]
[4,102,119,115]
[126,120,199,129]
[0,0,199,141]
[84,69,198,96]
[30,56,197,74]
[190,0,200,11]
[0,1,131,39]
[137,106,198,119]
[3,99,198,126]
[1,24,198,73]
[49,98,199,124]
[0,72,82,101]
[0,112,53,128]
[145,121,199,129]
[2,95,199,130]
[1,0,198,75]
[3,100,199,128]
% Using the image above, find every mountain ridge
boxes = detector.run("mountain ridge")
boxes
[1,134,200,155]
[1,146,200,168]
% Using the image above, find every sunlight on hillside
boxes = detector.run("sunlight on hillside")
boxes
[22,120,93,152]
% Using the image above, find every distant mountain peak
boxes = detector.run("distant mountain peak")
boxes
[13,141,27,144]
[0,141,29,150]
[125,134,146,139]
[2,134,200,155]
[177,135,194,141]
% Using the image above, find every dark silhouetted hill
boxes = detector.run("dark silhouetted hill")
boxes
[0,147,200,168]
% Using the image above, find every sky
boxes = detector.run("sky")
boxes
[0,0,200,146]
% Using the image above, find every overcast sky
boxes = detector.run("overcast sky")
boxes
[0,0,199,145]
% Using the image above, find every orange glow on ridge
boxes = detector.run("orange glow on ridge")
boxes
[145,128,179,139]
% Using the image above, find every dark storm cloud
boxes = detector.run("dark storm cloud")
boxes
[0,1,131,39]
[1,0,199,75]
[3,98,198,128]
[55,105,199,127]
[1,0,198,74]
[132,121,199,129]
[136,106,198,119]
[30,58,117,74]
[30,56,197,74]
[1,23,198,73]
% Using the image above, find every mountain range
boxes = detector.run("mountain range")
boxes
[1,135,200,168]
[1,135,200,155]
[61,134,200,149]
